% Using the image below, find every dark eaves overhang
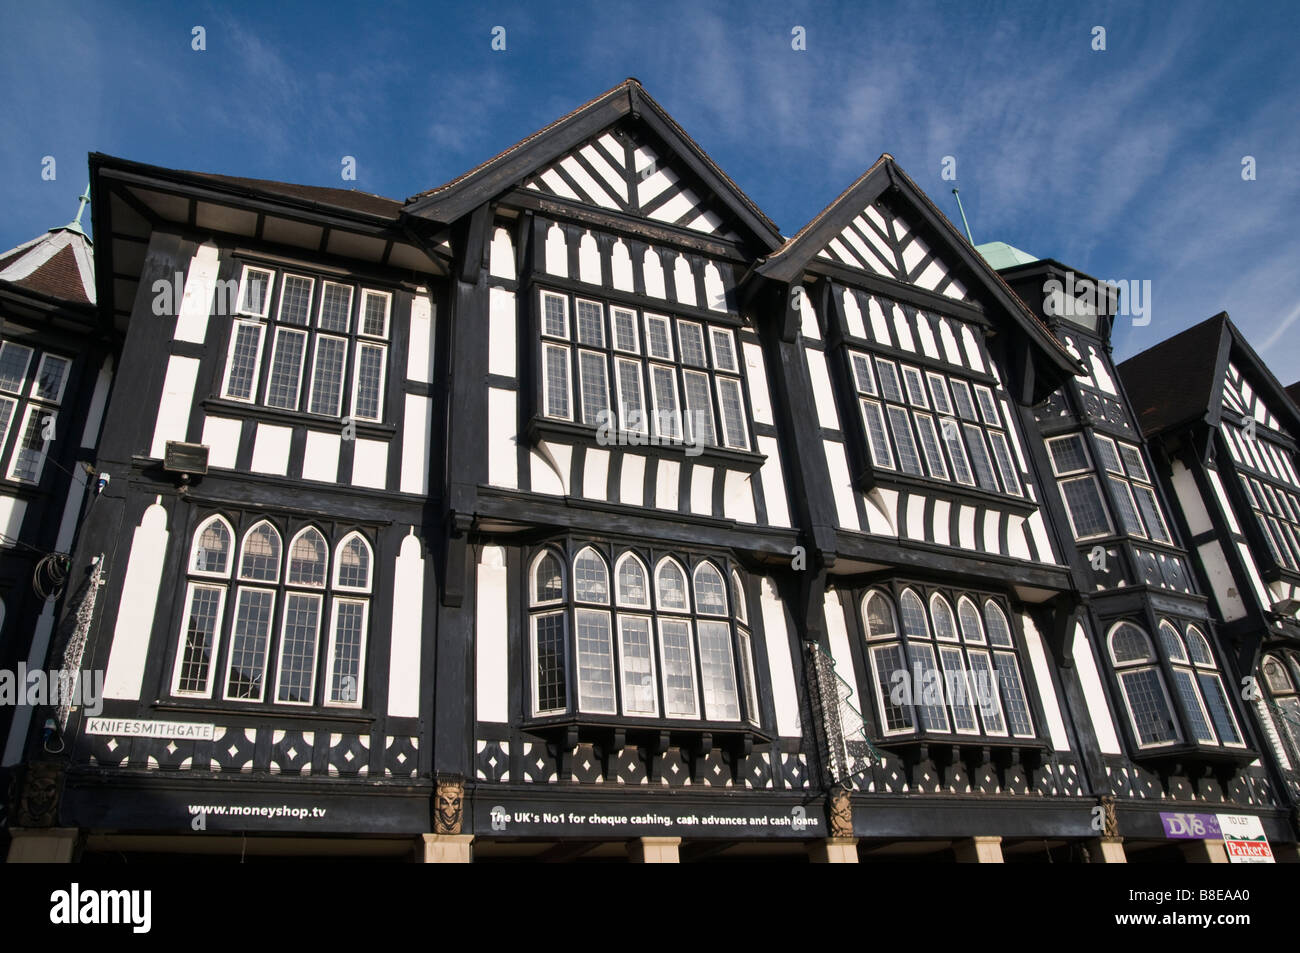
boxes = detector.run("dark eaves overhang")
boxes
[0,281,101,335]
[88,152,452,333]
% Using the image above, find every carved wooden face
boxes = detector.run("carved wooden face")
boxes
[436,783,463,831]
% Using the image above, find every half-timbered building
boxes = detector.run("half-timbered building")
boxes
[0,200,114,846]
[1119,314,1300,824]
[991,260,1288,861]
[4,79,1297,862]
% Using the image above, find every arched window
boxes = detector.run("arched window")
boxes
[1183,623,1242,746]
[731,571,748,626]
[860,588,1033,741]
[1159,620,1216,744]
[572,547,615,713]
[930,595,958,642]
[732,571,759,727]
[527,546,756,725]
[615,553,655,716]
[983,601,1014,647]
[532,549,564,604]
[287,527,328,587]
[693,561,728,616]
[191,515,233,577]
[529,549,568,714]
[957,596,985,644]
[239,521,281,582]
[616,553,649,608]
[1262,654,1300,767]
[224,521,282,702]
[655,558,689,612]
[573,547,610,604]
[334,532,372,592]
[1108,621,1179,748]
[898,589,928,638]
[174,517,372,709]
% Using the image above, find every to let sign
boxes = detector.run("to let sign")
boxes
[1216,813,1274,863]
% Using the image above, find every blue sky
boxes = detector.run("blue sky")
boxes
[2,0,1297,381]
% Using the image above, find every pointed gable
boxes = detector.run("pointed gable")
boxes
[1120,312,1300,444]
[405,79,781,250]
[522,126,741,240]
[815,197,967,300]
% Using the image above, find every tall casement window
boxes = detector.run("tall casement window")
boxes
[1047,432,1172,543]
[1107,618,1243,752]
[536,289,752,451]
[847,349,1023,498]
[1225,422,1300,570]
[171,515,373,709]
[859,586,1036,743]
[220,264,392,423]
[0,338,72,485]
[1262,653,1300,768]
[527,544,760,726]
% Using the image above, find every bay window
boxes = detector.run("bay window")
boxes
[527,543,760,726]
[859,585,1036,744]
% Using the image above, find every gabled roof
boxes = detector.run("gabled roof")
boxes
[0,224,95,306]
[1287,381,1300,409]
[404,78,783,249]
[754,155,1081,375]
[1118,312,1300,440]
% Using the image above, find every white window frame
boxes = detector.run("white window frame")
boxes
[611,306,640,354]
[714,376,749,451]
[657,617,701,719]
[189,515,235,578]
[540,290,570,339]
[531,610,569,715]
[221,586,276,703]
[171,582,228,698]
[4,404,55,484]
[574,609,617,716]
[274,590,324,706]
[644,313,674,360]
[676,319,708,368]
[220,319,267,403]
[0,341,34,394]
[237,265,275,318]
[648,363,681,439]
[275,273,315,327]
[616,613,659,716]
[333,532,374,594]
[709,327,739,373]
[29,353,72,404]
[316,280,355,333]
[574,297,606,348]
[324,597,369,708]
[350,341,388,423]
[577,348,611,427]
[614,356,648,435]
[306,333,349,417]
[542,342,573,421]
[262,326,310,410]
[359,289,392,339]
